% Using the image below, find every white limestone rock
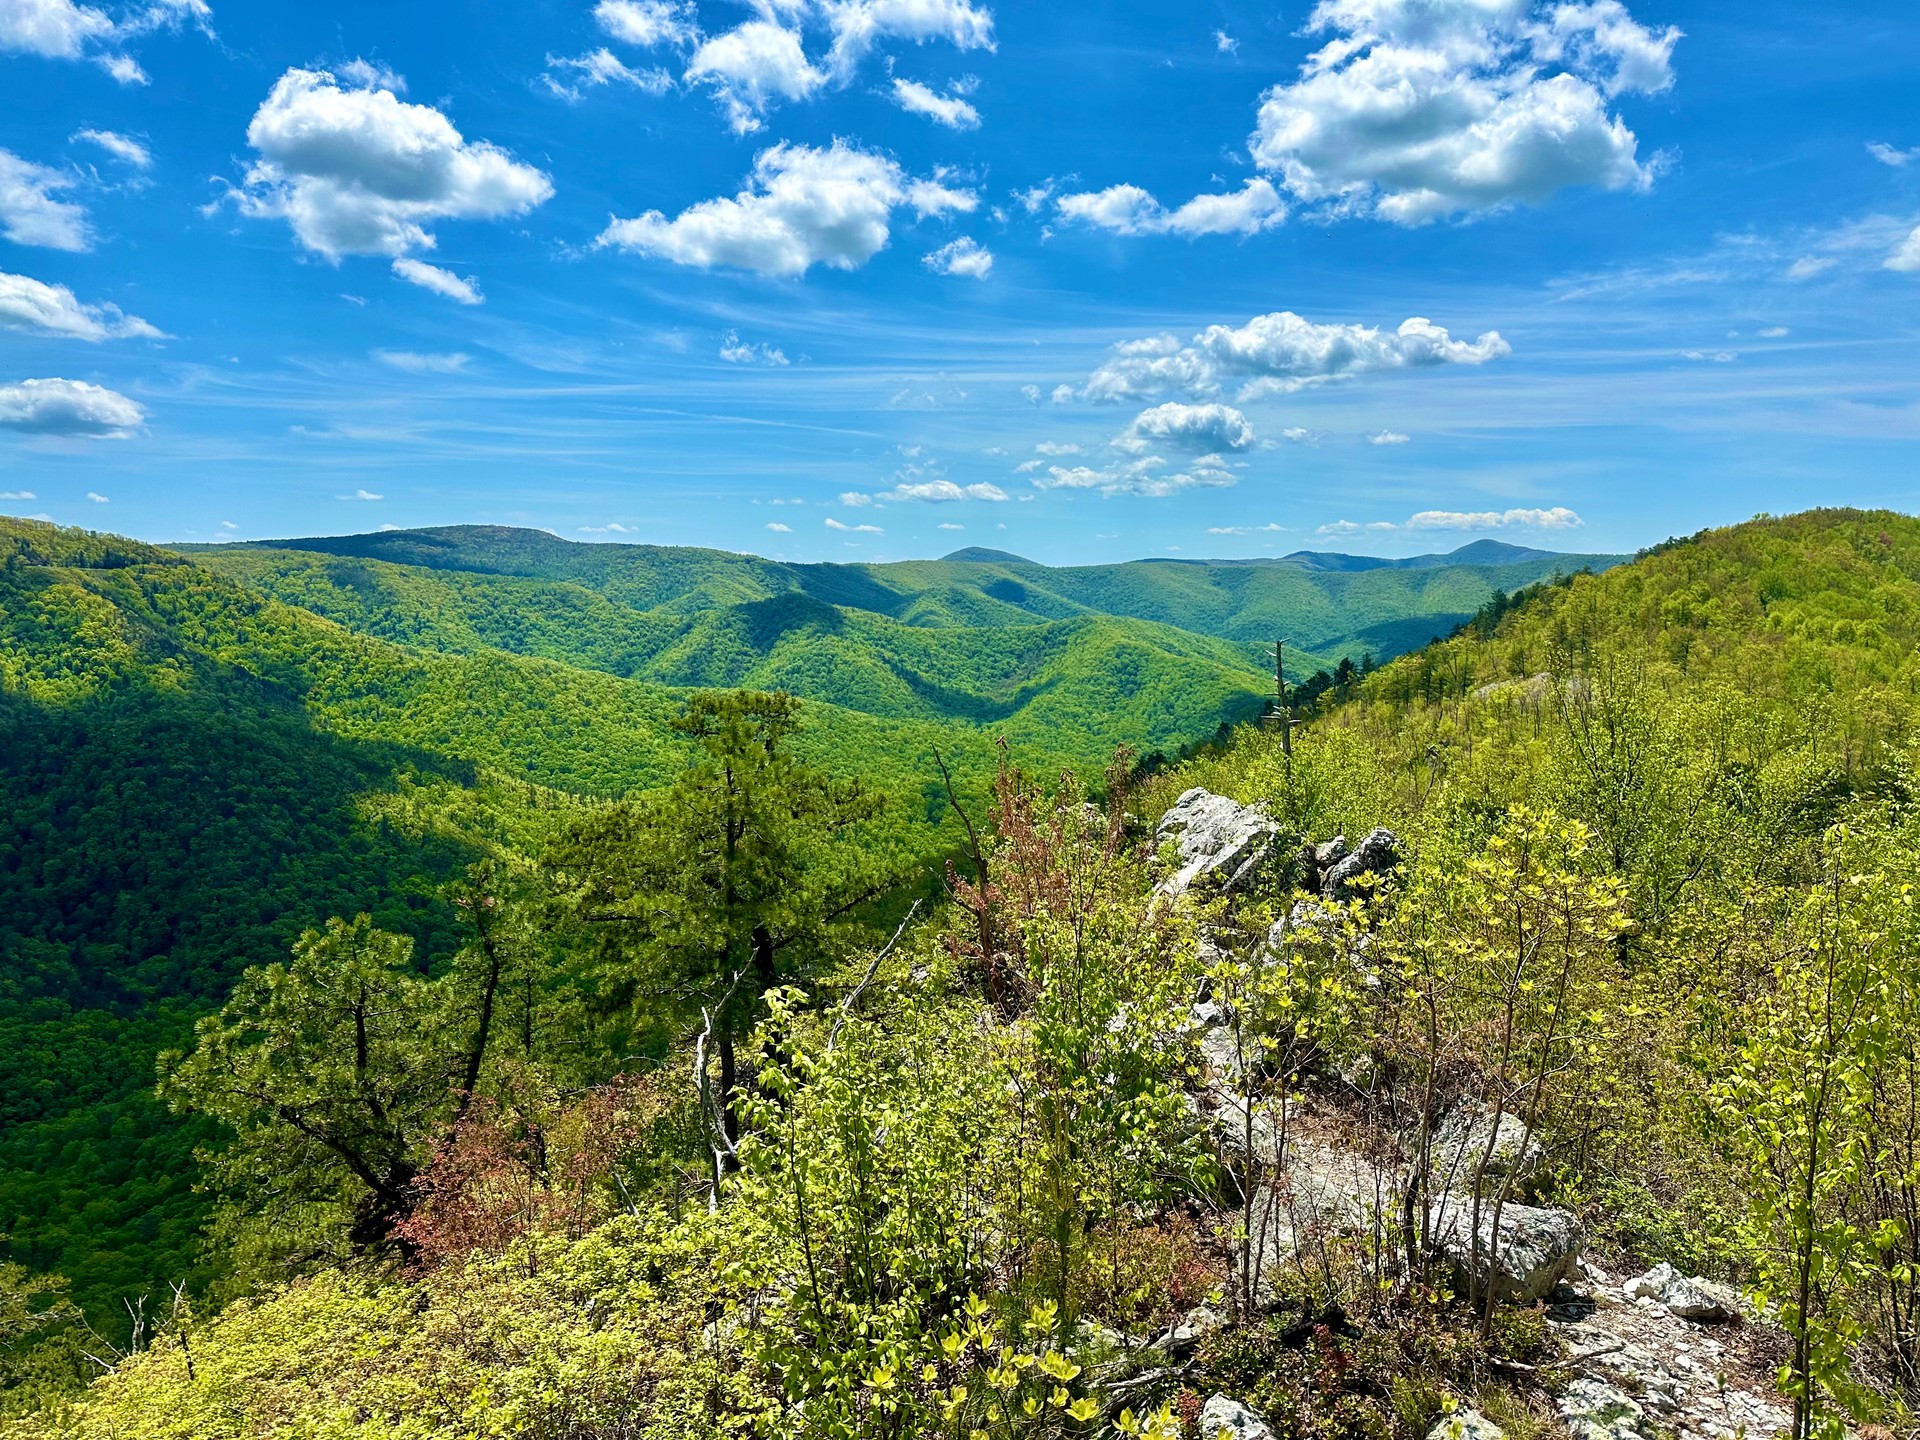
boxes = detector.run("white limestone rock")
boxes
[1199,1395,1275,1440]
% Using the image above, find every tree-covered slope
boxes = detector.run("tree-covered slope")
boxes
[195,524,1626,669]
[0,515,1271,1328]
[183,544,1286,728]
[0,511,1612,1349]
[39,509,1920,1440]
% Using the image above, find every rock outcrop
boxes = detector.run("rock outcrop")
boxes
[1320,827,1400,898]
[1558,1377,1649,1440]
[1155,789,1284,900]
[1428,1410,1506,1440]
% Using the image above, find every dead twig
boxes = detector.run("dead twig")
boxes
[828,900,921,1054]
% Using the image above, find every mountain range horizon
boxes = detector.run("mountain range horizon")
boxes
[182,524,1612,576]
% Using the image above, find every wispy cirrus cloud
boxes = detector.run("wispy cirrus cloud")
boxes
[891,76,979,130]
[71,128,152,168]
[374,350,469,373]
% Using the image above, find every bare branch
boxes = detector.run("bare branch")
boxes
[828,900,921,1054]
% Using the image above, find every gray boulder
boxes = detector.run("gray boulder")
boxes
[1427,1411,1505,1440]
[1321,827,1401,899]
[1431,1101,1546,1192]
[1557,1378,1648,1440]
[1432,1195,1583,1304]
[1623,1262,1742,1323]
[1199,1395,1275,1440]
[1155,789,1283,900]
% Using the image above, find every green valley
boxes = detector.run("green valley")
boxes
[16,507,1920,1440]
[0,517,1616,1346]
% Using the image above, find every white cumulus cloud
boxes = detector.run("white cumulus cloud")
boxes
[824,0,994,76]
[1035,454,1236,498]
[686,21,825,133]
[765,520,792,531]
[338,487,383,500]
[0,148,90,250]
[889,479,1007,502]
[0,0,114,61]
[1056,178,1285,237]
[1869,142,1919,168]
[1369,430,1410,444]
[1085,309,1510,402]
[595,0,696,47]
[891,76,979,129]
[234,66,553,268]
[0,0,211,84]
[598,141,965,276]
[1249,0,1679,224]
[1885,225,1920,274]
[1319,505,1584,536]
[607,0,992,130]
[924,235,992,278]
[1117,401,1255,454]
[826,516,883,533]
[0,376,143,436]
[0,271,160,339]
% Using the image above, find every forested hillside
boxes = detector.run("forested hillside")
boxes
[13,508,1920,1440]
[3,516,1592,1348]
[196,526,1623,670]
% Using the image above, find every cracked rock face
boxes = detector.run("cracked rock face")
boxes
[1154,789,1283,900]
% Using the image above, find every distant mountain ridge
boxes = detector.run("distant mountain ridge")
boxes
[1060,540,1580,571]
[192,525,1628,669]
[219,528,1600,578]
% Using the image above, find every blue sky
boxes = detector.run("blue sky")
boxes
[0,0,1915,564]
